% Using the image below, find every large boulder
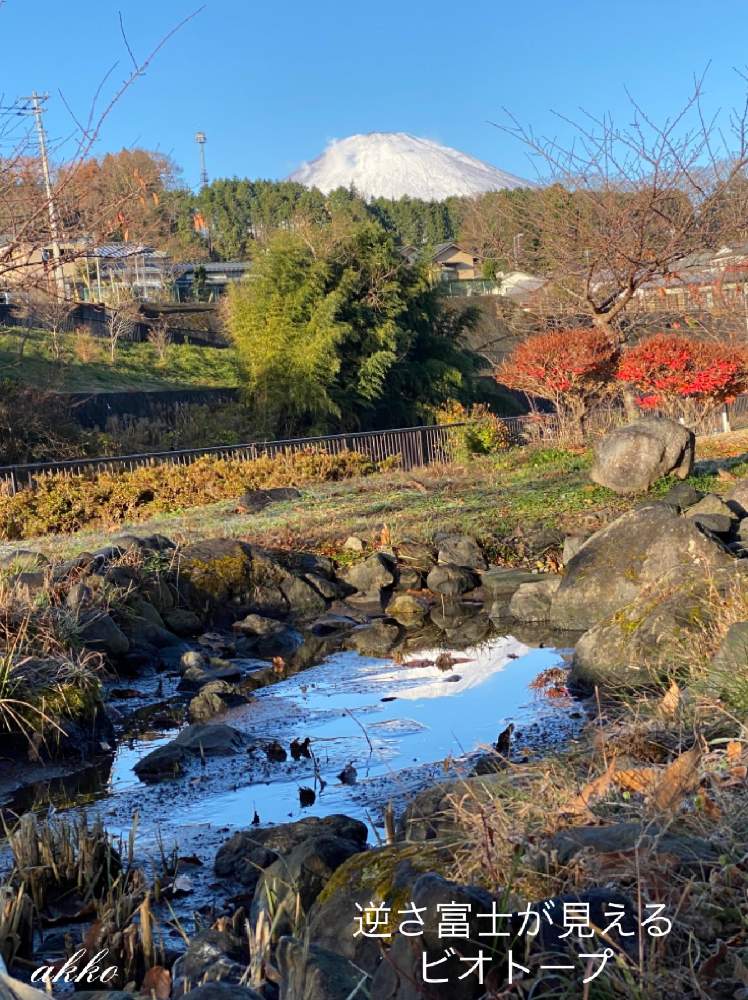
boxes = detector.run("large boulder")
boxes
[550,503,733,631]
[306,843,448,975]
[178,539,254,608]
[590,416,694,493]
[572,563,747,688]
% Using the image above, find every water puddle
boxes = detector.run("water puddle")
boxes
[74,633,580,853]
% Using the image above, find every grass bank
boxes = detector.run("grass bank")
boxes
[0,327,240,392]
[3,432,742,564]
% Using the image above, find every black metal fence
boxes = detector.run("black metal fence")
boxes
[0,423,473,496]
[2,397,745,497]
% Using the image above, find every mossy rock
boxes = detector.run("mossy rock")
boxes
[573,563,748,689]
[306,842,449,974]
[178,538,254,607]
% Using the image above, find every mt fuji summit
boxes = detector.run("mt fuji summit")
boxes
[289,132,528,201]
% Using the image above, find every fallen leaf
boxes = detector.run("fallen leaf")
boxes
[563,757,618,816]
[650,746,702,813]
[727,740,743,763]
[614,767,660,795]
[660,679,680,716]
[142,965,171,1000]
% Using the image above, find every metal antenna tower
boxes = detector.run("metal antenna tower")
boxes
[195,131,208,188]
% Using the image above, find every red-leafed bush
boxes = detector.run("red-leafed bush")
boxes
[617,334,748,424]
[495,328,619,438]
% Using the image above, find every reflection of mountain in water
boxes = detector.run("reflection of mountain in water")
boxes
[380,636,531,701]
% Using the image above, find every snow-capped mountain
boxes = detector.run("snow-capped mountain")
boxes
[289,132,528,201]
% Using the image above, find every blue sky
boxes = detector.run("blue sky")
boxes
[4,0,748,190]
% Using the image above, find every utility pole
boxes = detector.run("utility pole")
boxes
[25,92,65,297]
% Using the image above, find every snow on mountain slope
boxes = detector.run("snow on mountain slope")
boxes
[289,132,528,201]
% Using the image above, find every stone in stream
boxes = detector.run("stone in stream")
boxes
[386,592,430,626]
[134,723,245,780]
[171,928,250,995]
[250,835,365,940]
[345,618,402,656]
[425,563,479,597]
[188,681,251,722]
[394,538,436,572]
[279,573,328,616]
[550,502,733,632]
[590,415,694,493]
[508,576,561,622]
[162,608,204,636]
[215,815,367,893]
[178,538,254,608]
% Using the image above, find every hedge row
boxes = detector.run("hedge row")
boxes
[0,448,384,540]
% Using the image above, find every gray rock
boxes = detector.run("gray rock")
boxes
[395,539,436,572]
[232,613,286,637]
[590,416,694,493]
[236,486,301,513]
[250,835,365,939]
[341,553,396,596]
[726,478,748,515]
[343,535,365,553]
[711,621,748,674]
[309,613,360,637]
[369,874,495,1000]
[178,538,254,607]
[689,512,734,535]
[280,574,328,616]
[77,611,130,657]
[65,582,93,611]
[508,576,561,622]
[562,535,587,564]
[550,503,733,631]
[434,532,487,570]
[163,608,203,635]
[386,593,429,626]
[661,481,705,510]
[478,566,539,598]
[685,493,737,520]
[0,549,48,571]
[426,563,479,597]
[215,815,367,893]
[172,929,249,995]
[572,563,748,687]
[173,723,245,755]
[188,681,250,722]
[276,937,365,1000]
[133,742,186,780]
[346,619,402,656]
[549,822,720,872]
